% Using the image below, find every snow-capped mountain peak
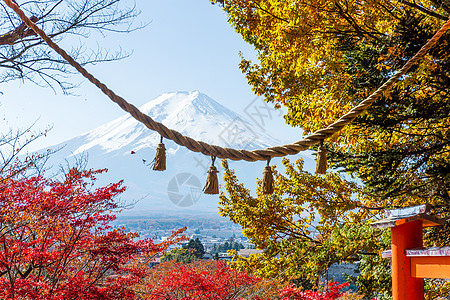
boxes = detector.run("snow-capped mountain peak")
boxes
[71,91,279,155]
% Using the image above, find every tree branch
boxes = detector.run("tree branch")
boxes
[401,0,448,20]
[0,16,38,45]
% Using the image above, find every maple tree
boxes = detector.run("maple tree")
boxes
[143,259,348,300]
[212,0,449,298]
[144,260,261,299]
[0,166,184,300]
[280,282,349,300]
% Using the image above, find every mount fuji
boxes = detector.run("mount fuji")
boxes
[40,91,314,216]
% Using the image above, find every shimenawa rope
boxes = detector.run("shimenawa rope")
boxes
[4,0,450,162]
[3,1,450,193]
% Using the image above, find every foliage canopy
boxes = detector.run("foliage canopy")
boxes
[0,166,183,299]
[213,0,450,297]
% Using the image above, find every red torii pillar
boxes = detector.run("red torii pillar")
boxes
[391,219,423,300]
[371,204,445,300]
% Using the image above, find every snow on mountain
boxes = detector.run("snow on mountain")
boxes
[41,91,314,216]
[71,91,279,156]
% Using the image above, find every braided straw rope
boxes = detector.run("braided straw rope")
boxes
[4,0,450,161]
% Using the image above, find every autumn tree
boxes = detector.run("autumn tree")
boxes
[144,260,261,299]
[0,166,184,299]
[219,159,389,290]
[143,260,349,300]
[0,0,141,92]
[212,0,449,298]
[211,0,449,205]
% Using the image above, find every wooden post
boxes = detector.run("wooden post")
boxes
[391,219,424,300]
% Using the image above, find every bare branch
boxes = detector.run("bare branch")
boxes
[0,0,142,93]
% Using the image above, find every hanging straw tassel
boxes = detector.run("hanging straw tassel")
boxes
[152,136,166,171]
[315,141,327,175]
[203,156,219,195]
[261,158,274,194]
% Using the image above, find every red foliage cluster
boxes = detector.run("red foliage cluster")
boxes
[0,168,183,300]
[145,260,350,300]
[146,260,260,299]
[279,282,349,300]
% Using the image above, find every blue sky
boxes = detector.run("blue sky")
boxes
[1,1,298,152]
